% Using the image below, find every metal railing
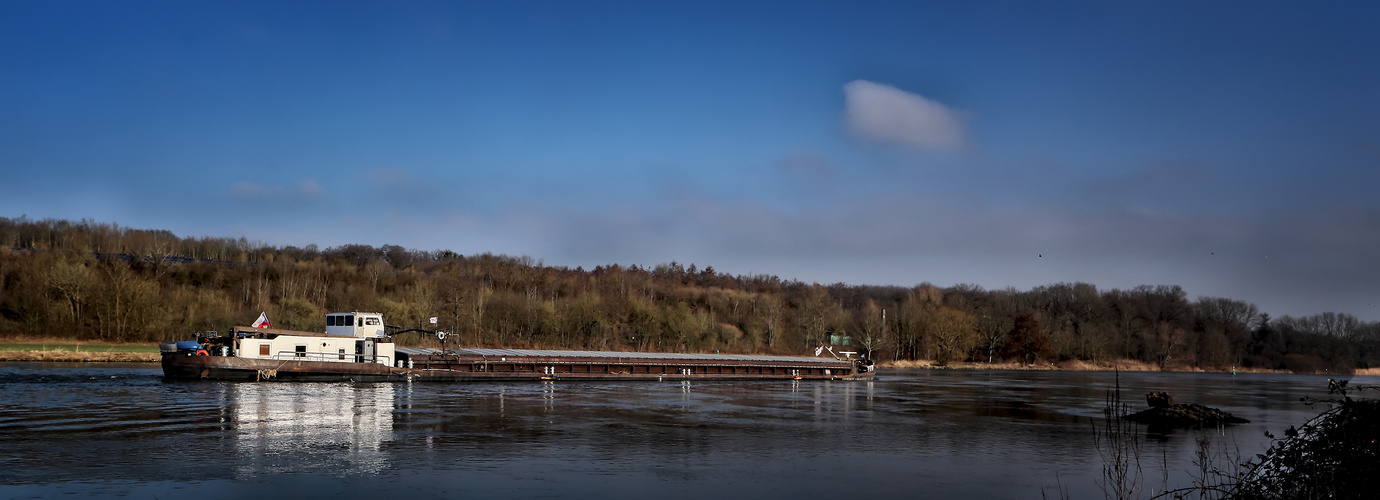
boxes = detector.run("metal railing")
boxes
[269,350,391,365]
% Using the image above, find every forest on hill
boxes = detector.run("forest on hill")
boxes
[2,216,1377,373]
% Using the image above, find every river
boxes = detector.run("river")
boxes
[0,363,1369,499]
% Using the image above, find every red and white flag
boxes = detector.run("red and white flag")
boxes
[252,312,270,328]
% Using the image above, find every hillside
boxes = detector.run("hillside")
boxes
[2,216,1377,373]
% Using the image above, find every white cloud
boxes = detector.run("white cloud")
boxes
[842,80,968,152]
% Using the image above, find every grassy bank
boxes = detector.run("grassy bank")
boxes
[879,358,1380,376]
[0,350,160,362]
[0,338,161,363]
[3,336,1377,375]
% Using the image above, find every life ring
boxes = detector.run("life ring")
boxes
[196,349,209,356]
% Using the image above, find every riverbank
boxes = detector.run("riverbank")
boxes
[0,338,161,363]
[879,358,1380,376]
[0,350,160,362]
[3,338,1377,375]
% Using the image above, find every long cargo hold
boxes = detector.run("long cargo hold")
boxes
[160,311,876,382]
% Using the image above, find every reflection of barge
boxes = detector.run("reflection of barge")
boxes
[161,312,876,382]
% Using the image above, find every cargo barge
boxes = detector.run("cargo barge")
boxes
[161,312,876,382]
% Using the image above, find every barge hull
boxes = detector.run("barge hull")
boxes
[162,350,874,382]
[162,353,405,382]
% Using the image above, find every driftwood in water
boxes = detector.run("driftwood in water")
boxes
[1145,391,1173,408]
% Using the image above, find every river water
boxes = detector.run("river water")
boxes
[0,363,1369,499]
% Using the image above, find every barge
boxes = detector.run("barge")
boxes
[161,312,876,382]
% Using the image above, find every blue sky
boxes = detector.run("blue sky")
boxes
[3,1,1379,319]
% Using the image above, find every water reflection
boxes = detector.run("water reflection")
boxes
[543,380,556,414]
[1,363,1374,500]
[229,382,394,476]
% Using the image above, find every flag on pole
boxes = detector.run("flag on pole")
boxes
[252,312,270,328]
[429,316,438,325]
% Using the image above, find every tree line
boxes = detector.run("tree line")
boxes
[2,216,1376,373]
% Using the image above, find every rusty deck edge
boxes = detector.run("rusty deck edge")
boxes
[162,353,874,382]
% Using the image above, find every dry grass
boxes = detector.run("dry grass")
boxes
[0,335,159,350]
[883,358,1156,372]
[0,336,161,362]
[0,350,159,363]
[879,358,1300,374]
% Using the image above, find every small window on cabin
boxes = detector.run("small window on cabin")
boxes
[365,318,380,326]
[338,348,346,360]
[295,345,306,358]
[327,316,336,326]
[259,344,270,357]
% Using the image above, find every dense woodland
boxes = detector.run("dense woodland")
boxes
[2,216,1377,373]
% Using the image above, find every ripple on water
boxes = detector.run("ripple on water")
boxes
[1,363,1372,499]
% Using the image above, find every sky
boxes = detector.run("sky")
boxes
[2,1,1379,320]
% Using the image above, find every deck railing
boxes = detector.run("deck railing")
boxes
[270,350,391,365]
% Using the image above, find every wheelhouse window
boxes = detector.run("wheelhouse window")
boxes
[343,315,355,327]
[327,315,336,326]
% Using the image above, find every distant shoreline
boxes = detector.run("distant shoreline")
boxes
[3,338,1376,375]
[4,350,1377,376]
[0,337,160,363]
[0,351,160,363]
[880,358,1380,376]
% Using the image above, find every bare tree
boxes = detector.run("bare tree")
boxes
[798,284,834,349]
[47,259,94,325]
[977,313,1013,363]
[366,259,391,293]
[929,307,976,365]
[755,293,783,349]
[856,301,889,361]
[1147,322,1187,370]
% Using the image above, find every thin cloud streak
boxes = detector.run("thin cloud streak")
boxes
[228,179,323,200]
[776,150,834,180]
